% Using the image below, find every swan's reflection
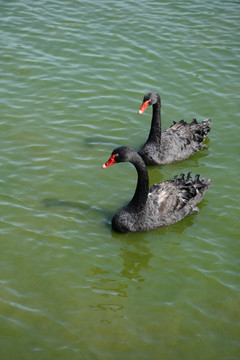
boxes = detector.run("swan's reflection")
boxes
[88,265,128,318]
[112,233,153,283]
[120,242,153,282]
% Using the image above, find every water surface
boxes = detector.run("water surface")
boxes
[0,1,239,359]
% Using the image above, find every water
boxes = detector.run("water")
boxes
[0,1,239,359]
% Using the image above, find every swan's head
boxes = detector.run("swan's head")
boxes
[102,146,138,169]
[138,92,161,114]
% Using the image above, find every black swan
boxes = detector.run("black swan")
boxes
[138,92,211,165]
[102,146,211,233]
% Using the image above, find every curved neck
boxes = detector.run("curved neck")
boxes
[148,101,161,144]
[127,157,149,213]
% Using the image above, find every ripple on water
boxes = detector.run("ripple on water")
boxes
[0,0,239,359]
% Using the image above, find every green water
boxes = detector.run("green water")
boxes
[0,1,239,359]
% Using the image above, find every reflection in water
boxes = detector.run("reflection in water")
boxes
[89,266,128,297]
[91,275,128,299]
[119,238,153,282]
[87,238,153,318]
[88,266,128,318]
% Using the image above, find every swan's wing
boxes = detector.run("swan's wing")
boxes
[159,118,211,163]
[168,118,210,143]
[145,173,211,228]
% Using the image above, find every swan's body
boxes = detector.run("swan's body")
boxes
[138,92,211,165]
[102,146,211,233]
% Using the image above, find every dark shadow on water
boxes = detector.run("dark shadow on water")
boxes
[42,198,115,225]
[43,198,90,211]
[84,136,119,148]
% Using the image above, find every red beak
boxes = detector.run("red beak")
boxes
[102,153,119,169]
[138,99,151,114]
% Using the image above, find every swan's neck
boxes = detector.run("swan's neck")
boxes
[148,101,161,144]
[127,158,149,213]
